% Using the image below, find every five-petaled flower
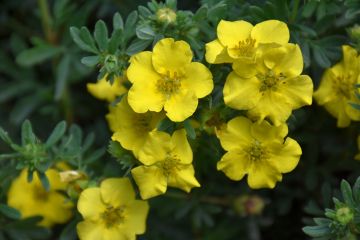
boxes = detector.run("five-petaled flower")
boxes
[106,97,164,157]
[223,43,313,126]
[205,19,289,64]
[127,38,214,122]
[131,129,200,199]
[77,178,149,240]
[314,45,360,127]
[216,116,301,189]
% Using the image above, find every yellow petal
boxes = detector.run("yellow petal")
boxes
[323,100,351,128]
[131,165,167,200]
[223,71,261,110]
[100,178,135,208]
[205,39,234,64]
[127,51,159,84]
[125,200,149,234]
[106,97,134,132]
[217,150,250,181]
[182,62,214,98]
[164,89,198,122]
[313,69,338,105]
[127,80,165,113]
[77,187,106,221]
[345,103,360,121]
[217,20,253,48]
[247,161,282,189]
[267,138,301,173]
[167,164,200,192]
[263,44,303,78]
[152,38,193,76]
[77,221,105,240]
[138,131,170,165]
[278,75,313,109]
[217,116,253,151]
[247,91,292,126]
[43,192,73,225]
[171,129,193,164]
[87,76,127,102]
[250,120,288,143]
[251,20,289,45]
[342,45,359,69]
[232,59,257,78]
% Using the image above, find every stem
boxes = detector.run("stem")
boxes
[291,0,300,23]
[62,87,74,124]
[37,0,55,43]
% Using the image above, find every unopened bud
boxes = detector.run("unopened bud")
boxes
[336,206,354,225]
[233,195,265,216]
[156,8,177,24]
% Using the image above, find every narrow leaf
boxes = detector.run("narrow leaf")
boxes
[94,20,108,51]
[21,120,36,145]
[45,121,67,148]
[113,12,124,30]
[0,204,21,220]
[184,119,196,139]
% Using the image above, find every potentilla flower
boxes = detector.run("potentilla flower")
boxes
[87,74,128,102]
[313,45,360,127]
[106,97,164,157]
[205,19,289,64]
[127,38,213,122]
[131,129,200,199]
[223,43,313,126]
[7,169,73,227]
[77,178,149,240]
[216,116,301,189]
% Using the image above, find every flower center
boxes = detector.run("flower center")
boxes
[245,140,268,162]
[332,74,356,99]
[156,72,181,99]
[159,155,180,177]
[101,205,125,228]
[134,114,152,132]
[33,185,49,201]
[233,37,256,58]
[257,70,286,93]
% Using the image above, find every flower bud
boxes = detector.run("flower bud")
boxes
[336,206,354,225]
[156,8,177,24]
[233,195,265,216]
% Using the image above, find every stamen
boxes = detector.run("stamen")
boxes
[156,71,181,99]
[159,154,180,177]
[245,140,268,162]
[233,37,256,58]
[257,70,286,92]
[101,205,125,228]
[332,74,356,99]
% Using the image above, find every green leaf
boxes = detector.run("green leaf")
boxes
[341,179,355,208]
[70,27,98,54]
[16,45,63,67]
[124,11,138,41]
[94,20,108,51]
[0,127,13,145]
[184,119,196,139]
[166,0,177,9]
[37,171,50,191]
[138,6,152,17]
[126,39,152,56]
[0,204,21,220]
[352,177,360,203]
[45,121,67,148]
[350,102,360,111]
[312,45,331,68]
[108,29,123,54]
[136,25,155,40]
[302,0,317,18]
[81,56,99,67]
[113,12,124,30]
[21,120,36,145]
[55,54,71,100]
[59,218,78,240]
[302,226,331,237]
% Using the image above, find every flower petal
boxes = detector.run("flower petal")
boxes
[232,59,257,78]
[138,131,170,165]
[100,178,135,207]
[127,51,160,84]
[164,89,198,122]
[251,20,289,45]
[247,161,282,189]
[131,165,167,200]
[250,120,288,143]
[278,75,313,109]
[182,62,213,98]
[124,200,150,234]
[87,76,127,102]
[223,72,262,110]
[267,138,301,173]
[167,164,200,192]
[217,116,253,151]
[77,187,106,221]
[77,221,106,240]
[205,39,234,64]
[323,100,352,128]
[171,129,193,164]
[217,20,253,48]
[217,150,250,181]
[152,38,193,75]
[128,81,165,113]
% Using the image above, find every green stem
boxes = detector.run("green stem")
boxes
[62,87,74,124]
[291,0,300,23]
[37,0,54,43]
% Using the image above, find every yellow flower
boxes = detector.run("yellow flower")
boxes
[313,45,360,127]
[7,169,73,227]
[131,129,200,199]
[87,74,127,102]
[106,97,164,157]
[355,135,360,161]
[77,178,149,240]
[205,19,289,64]
[223,44,313,126]
[216,116,301,189]
[127,38,213,122]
